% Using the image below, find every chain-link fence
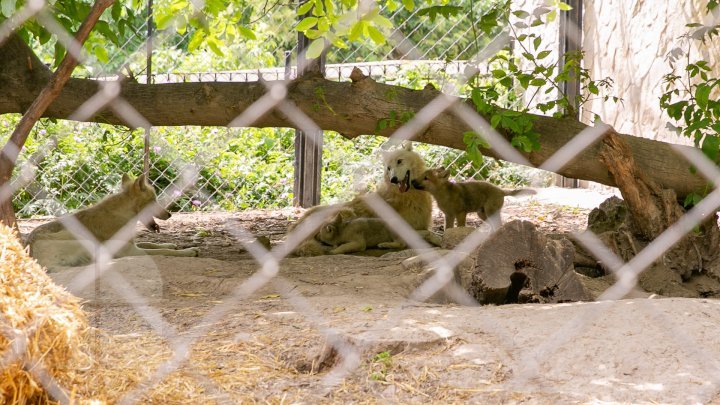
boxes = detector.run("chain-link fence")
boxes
[6,0,538,218]
[2,0,720,403]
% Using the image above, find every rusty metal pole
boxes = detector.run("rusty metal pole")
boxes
[143,0,153,176]
[293,0,325,207]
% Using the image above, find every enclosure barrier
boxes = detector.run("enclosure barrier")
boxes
[1,0,719,403]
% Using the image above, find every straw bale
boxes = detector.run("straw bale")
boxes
[0,224,90,403]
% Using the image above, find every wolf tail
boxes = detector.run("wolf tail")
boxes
[505,188,536,197]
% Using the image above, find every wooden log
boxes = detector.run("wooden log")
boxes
[464,220,591,304]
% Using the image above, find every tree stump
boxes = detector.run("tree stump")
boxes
[463,220,591,305]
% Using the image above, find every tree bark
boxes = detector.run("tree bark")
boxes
[0,32,710,200]
[591,131,720,293]
[0,0,115,228]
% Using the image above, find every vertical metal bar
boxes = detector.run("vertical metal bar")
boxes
[143,0,153,177]
[293,0,324,207]
[555,0,583,188]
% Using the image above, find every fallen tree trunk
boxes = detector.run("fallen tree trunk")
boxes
[584,130,720,296]
[0,33,709,199]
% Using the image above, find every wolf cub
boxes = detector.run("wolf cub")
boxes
[412,167,535,230]
[26,174,199,268]
[316,215,405,254]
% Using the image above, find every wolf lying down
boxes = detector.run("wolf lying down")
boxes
[26,174,199,269]
[316,214,405,254]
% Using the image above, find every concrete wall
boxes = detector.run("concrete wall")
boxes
[582,0,720,143]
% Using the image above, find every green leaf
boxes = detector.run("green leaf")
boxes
[512,10,530,18]
[666,101,688,120]
[366,25,385,44]
[557,2,573,11]
[386,0,398,12]
[155,13,174,30]
[304,29,322,39]
[537,50,551,59]
[533,36,541,50]
[349,21,364,41]
[490,114,502,128]
[702,135,720,161]
[93,46,108,63]
[312,0,325,16]
[111,1,122,21]
[402,0,414,11]
[696,84,711,109]
[237,26,256,40]
[296,16,318,31]
[530,78,546,86]
[305,37,325,59]
[297,1,313,15]
[188,30,206,52]
[547,9,557,22]
[207,37,224,56]
[491,69,506,79]
[372,14,394,29]
[95,20,118,45]
[324,0,334,16]
[684,193,702,208]
[588,82,599,95]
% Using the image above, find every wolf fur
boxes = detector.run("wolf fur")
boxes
[26,174,199,269]
[316,215,405,254]
[412,167,535,230]
[290,142,434,256]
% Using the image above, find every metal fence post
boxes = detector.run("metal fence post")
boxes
[554,0,584,188]
[293,0,325,207]
[143,0,154,177]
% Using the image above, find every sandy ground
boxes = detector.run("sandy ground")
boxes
[16,188,720,403]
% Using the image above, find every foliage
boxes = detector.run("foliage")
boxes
[456,0,620,169]
[659,2,720,206]
[660,3,720,161]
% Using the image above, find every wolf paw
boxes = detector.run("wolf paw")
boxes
[182,247,200,257]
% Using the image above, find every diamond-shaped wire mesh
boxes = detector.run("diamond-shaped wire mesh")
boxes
[2,0,720,403]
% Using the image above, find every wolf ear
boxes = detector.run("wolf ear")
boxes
[401,141,413,151]
[135,174,149,192]
[333,213,343,226]
[121,174,134,191]
[437,167,450,178]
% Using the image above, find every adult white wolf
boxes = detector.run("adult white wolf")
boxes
[291,142,435,256]
[26,174,199,269]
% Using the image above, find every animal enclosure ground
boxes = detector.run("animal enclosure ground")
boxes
[15,195,720,403]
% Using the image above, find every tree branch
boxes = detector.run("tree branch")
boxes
[0,0,115,227]
[0,34,709,201]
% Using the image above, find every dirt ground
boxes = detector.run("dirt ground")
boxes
[16,194,720,403]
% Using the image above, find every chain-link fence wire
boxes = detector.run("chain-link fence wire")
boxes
[6,0,541,218]
[2,0,720,402]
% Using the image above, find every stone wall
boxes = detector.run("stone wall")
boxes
[583,0,719,143]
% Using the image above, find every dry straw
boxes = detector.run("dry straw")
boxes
[0,223,90,404]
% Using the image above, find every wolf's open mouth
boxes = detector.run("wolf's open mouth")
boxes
[399,170,411,192]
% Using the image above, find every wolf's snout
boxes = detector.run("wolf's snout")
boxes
[390,176,399,184]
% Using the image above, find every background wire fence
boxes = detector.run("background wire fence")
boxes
[4,0,717,403]
[7,0,537,218]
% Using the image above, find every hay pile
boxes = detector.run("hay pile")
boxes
[0,223,90,403]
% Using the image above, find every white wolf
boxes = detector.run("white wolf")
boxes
[290,142,437,256]
[26,174,199,269]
